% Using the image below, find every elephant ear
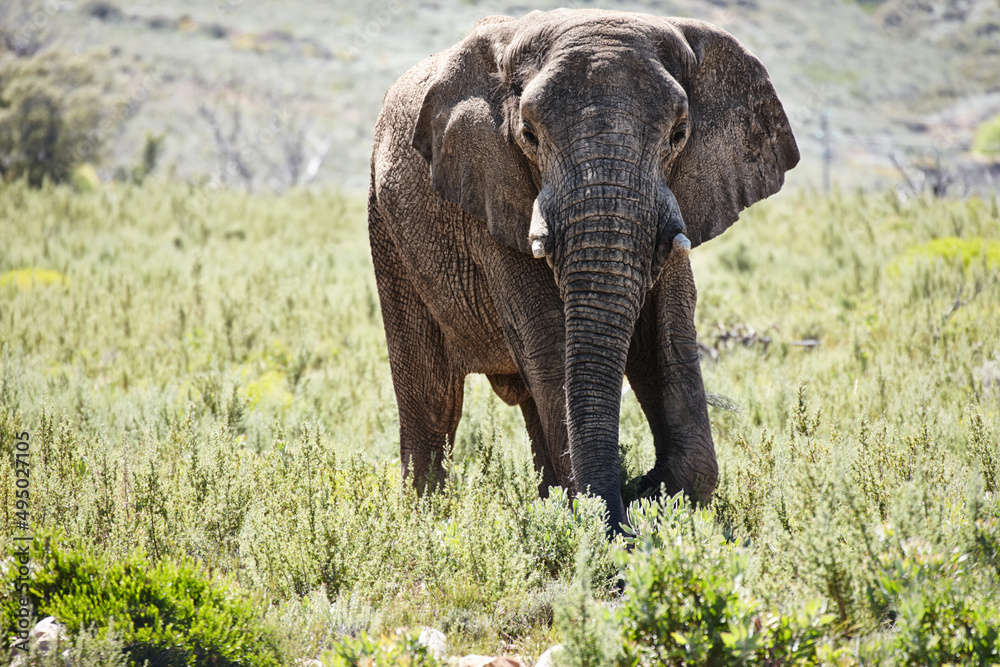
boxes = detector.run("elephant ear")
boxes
[661,18,800,248]
[411,16,538,256]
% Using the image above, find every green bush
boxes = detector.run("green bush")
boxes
[613,496,837,667]
[319,629,441,667]
[237,429,612,646]
[865,533,1000,664]
[972,112,1000,159]
[1,535,282,667]
[0,50,107,186]
[114,132,165,185]
[15,622,129,667]
[554,494,1000,667]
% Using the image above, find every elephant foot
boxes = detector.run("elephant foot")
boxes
[628,466,717,509]
[623,467,688,507]
[621,473,660,507]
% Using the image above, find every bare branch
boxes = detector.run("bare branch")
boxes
[198,103,255,190]
[890,152,919,196]
[934,270,1000,342]
[300,134,333,187]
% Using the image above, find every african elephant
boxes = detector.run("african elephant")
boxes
[368,9,798,533]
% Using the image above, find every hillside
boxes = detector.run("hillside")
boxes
[4,0,999,193]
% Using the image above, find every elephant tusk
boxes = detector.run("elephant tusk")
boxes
[529,198,551,259]
[531,238,546,259]
[673,233,691,256]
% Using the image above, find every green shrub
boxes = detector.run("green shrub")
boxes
[114,132,165,185]
[711,431,775,539]
[851,417,897,521]
[895,236,1000,274]
[972,113,1000,159]
[558,495,1000,666]
[238,428,612,646]
[967,406,999,495]
[1,535,282,667]
[0,50,107,186]
[7,622,129,667]
[17,622,130,667]
[866,532,1000,664]
[611,496,837,667]
[319,629,441,667]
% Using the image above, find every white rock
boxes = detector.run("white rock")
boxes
[454,656,524,667]
[534,644,564,667]
[29,617,67,654]
[456,656,496,667]
[418,627,448,660]
[8,618,70,667]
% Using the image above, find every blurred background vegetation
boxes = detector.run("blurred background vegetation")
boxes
[1,1,999,666]
[0,0,998,194]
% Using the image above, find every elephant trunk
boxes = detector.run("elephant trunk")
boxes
[563,276,637,532]
[552,138,659,532]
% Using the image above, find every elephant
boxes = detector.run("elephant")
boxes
[367,8,798,533]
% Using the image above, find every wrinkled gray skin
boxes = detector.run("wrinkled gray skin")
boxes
[368,9,798,533]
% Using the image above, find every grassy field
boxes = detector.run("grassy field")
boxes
[1,180,1000,664]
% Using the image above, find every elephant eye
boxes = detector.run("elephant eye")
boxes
[670,122,688,146]
[521,121,539,147]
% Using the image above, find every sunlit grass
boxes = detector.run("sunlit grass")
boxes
[1,180,999,663]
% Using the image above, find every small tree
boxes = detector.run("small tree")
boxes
[972,113,1000,161]
[0,50,107,186]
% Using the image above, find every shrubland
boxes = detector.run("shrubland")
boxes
[1,180,998,664]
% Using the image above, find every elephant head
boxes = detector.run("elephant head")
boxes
[411,10,798,529]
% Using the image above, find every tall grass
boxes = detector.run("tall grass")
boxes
[1,180,999,662]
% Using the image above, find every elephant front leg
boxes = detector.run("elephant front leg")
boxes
[626,262,718,504]
[383,310,465,493]
[480,248,575,497]
[371,215,465,493]
[519,396,561,496]
[397,368,465,492]
[486,373,561,497]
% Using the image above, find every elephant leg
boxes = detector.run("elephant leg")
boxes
[626,305,678,498]
[371,213,464,492]
[478,247,574,494]
[396,362,464,492]
[626,277,717,503]
[487,372,561,497]
[520,397,560,497]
